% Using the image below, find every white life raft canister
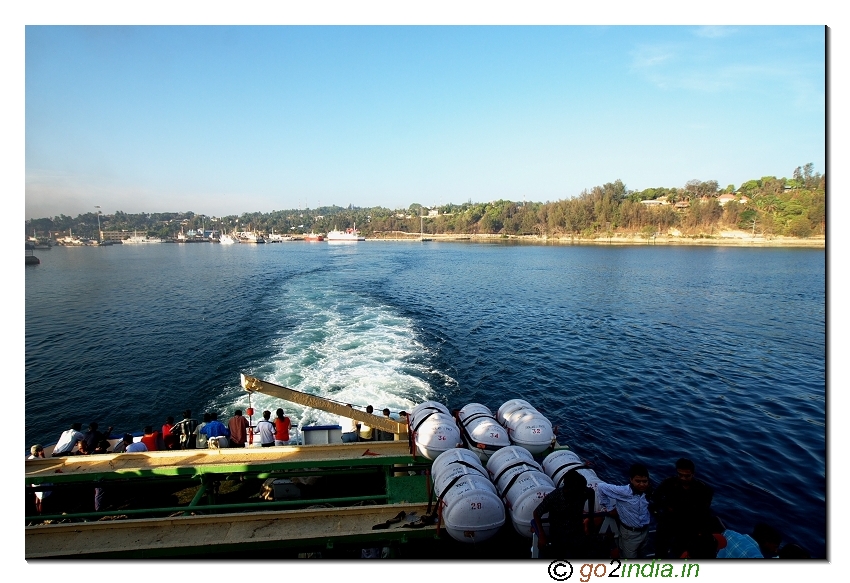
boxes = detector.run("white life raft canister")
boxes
[542,449,603,513]
[431,447,487,478]
[410,401,451,421]
[501,469,555,538]
[496,399,535,425]
[487,447,545,495]
[430,447,506,543]
[412,412,462,460]
[437,474,506,544]
[486,445,535,477]
[457,403,511,462]
[433,463,496,498]
[498,400,555,455]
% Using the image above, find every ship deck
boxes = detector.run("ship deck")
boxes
[25,442,445,559]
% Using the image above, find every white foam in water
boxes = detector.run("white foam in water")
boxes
[241,285,442,427]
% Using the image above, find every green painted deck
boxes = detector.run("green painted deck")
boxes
[25,441,440,558]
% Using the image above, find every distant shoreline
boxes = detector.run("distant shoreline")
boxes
[368,231,826,248]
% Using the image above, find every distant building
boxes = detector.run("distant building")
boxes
[717,194,749,206]
[101,231,128,242]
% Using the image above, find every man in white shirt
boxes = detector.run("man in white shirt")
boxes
[254,410,276,447]
[52,423,85,456]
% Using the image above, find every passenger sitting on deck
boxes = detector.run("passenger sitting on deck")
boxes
[140,425,163,451]
[274,408,291,445]
[713,515,764,558]
[340,405,359,443]
[123,433,148,453]
[162,416,179,450]
[359,405,375,441]
[377,408,394,441]
[173,410,199,449]
[255,410,276,447]
[83,422,113,454]
[93,439,112,454]
[200,412,230,446]
[228,409,250,448]
[194,412,212,449]
[52,423,85,456]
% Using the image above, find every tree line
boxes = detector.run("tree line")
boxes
[26,164,825,240]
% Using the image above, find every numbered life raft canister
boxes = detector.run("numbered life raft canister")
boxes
[413,412,462,460]
[501,470,555,538]
[457,403,511,462]
[505,409,554,455]
[438,474,506,544]
[542,450,603,513]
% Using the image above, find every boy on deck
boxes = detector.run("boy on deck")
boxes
[596,463,652,559]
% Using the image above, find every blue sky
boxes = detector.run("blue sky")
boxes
[23,23,825,219]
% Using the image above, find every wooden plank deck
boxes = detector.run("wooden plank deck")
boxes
[25,502,438,559]
[26,441,418,483]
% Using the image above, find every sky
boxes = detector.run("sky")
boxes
[20,18,826,220]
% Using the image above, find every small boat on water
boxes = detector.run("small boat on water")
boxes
[266,230,293,243]
[304,232,324,242]
[326,223,365,242]
[237,232,266,244]
[219,233,238,245]
[124,230,162,244]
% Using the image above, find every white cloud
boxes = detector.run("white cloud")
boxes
[693,25,737,38]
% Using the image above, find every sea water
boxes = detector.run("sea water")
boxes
[24,241,825,556]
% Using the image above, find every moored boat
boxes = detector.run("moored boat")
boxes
[266,230,293,242]
[124,230,163,244]
[237,231,266,244]
[326,223,365,242]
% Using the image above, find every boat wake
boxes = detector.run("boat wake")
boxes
[241,283,443,428]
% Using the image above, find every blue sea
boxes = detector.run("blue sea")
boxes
[24,241,825,557]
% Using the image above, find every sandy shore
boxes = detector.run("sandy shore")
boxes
[368,231,825,248]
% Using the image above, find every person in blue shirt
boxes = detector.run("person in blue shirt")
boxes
[199,412,230,446]
[596,463,652,559]
[706,515,764,558]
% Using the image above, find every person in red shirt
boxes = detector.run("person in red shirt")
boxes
[228,410,249,448]
[162,416,179,450]
[274,408,291,445]
[140,426,162,451]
